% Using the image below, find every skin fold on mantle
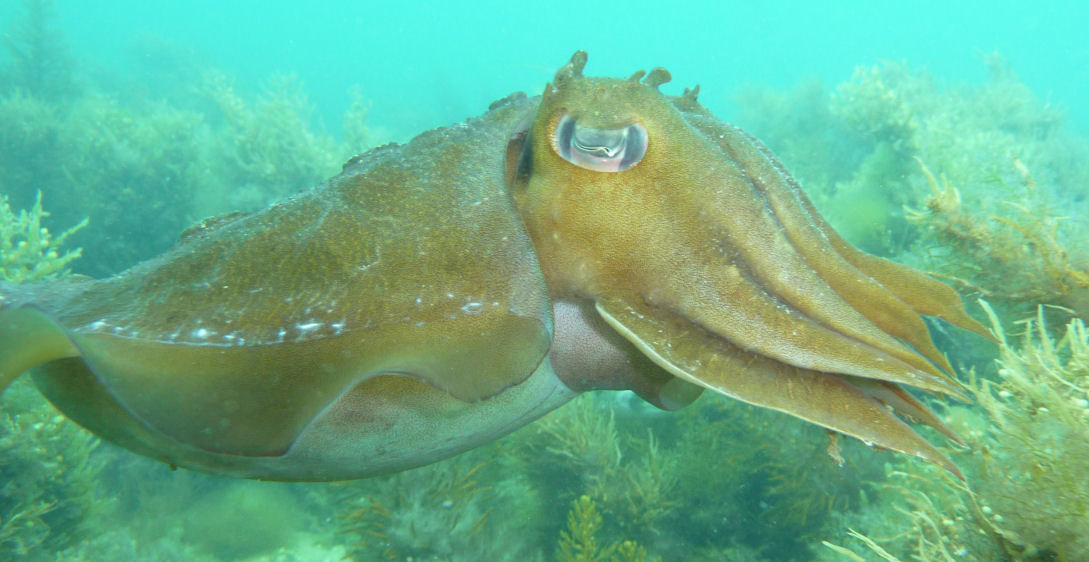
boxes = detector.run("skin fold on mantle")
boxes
[0,51,990,481]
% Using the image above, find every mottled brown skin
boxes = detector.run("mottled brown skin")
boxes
[0,52,988,481]
[0,94,564,480]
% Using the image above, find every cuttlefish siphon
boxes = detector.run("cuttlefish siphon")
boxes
[0,52,990,481]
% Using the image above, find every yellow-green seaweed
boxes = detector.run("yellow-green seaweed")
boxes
[822,302,1089,561]
[0,192,85,283]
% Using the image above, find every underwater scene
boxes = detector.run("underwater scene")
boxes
[2,1,1089,560]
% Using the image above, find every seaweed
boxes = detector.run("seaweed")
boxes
[0,196,106,560]
[0,69,365,276]
[908,159,1089,322]
[971,303,1089,558]
[822,303,1089,561]
[197,71,344,215]
[665,397,884,561]
[527,395,682,545]
[0,192,85,283]
[0,379,111,559]
[334,444,544,561]
[558,495,655,562]
[0,88,206,275]
[737,56,1089,267]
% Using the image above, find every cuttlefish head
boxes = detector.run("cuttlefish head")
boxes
[509,51,992,477]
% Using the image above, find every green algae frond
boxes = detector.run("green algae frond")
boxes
[908,159,1089,322]
[823,302,1089,561]
[558,495,655,562]
[972,302,1089,559]
[0,192,85,283]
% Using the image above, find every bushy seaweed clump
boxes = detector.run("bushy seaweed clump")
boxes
[0,196,108,559]
[0,3,370,277]
[735,57,1089,300]
[732,56,1089,561]
[0,192,85,283]
[490,393,883,561]
[837,58,1089,325]
[557,495,654,562]
[326,392,884,561]
[907,159,1089,323]
[334,439,546,561]
[0,78,354,277]
[822,304,1089,561]
[970,304,1089,558]
[194,71,346,216]
[0,380,109,559]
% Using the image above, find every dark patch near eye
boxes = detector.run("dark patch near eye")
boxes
[511,130,534,189]
[505,114,534,190]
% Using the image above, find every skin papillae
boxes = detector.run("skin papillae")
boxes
[0,51,989,481]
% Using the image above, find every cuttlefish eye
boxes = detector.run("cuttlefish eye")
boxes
[553,113,648,172]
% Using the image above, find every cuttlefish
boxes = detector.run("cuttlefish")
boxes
[0,52,989,481]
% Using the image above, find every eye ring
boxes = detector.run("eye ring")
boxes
[553,114,648,172]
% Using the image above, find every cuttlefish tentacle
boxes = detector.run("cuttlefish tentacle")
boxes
[728,122,993,343]
[594,299,963,478]
[812,219,993,340]
[641,232,961,396]
[846,378,964,445]
[714,114,991,340]
[688,118,964,381]
[677,135,958,390]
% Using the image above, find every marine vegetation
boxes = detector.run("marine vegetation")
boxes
[334,441,544,561]
[731,54,1089,562]
[0,78,351,277]
[0,2,363,277]
[0,381,108,558]
[0,196,106,559]
[908,159,1089,322]
[196,71,345,214]
[736,57,1089,280]
[0,192,85,283]
[970,304,1089,558]
[822,303,1089,560]
[557,495,654,562]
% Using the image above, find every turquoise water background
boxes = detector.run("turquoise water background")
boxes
[17,0,1089,137]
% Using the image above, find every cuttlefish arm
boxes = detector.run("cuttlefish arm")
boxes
[0,93,555,477]
[510,52,987,476]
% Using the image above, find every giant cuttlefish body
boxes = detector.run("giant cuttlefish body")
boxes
[0,52,988,481]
